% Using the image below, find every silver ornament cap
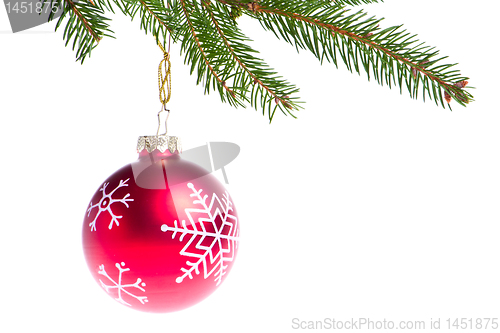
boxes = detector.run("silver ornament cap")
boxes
[137,135,182,154]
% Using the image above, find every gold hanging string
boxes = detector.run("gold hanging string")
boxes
[158,40,171,110]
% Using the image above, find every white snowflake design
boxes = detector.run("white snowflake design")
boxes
[87,178,134,232]
[161,183,239,286]
[98,262,148,306]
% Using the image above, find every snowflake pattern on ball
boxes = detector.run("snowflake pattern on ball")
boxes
[87,178,134,231]
[98,262,148,306]
[161,183,239,286]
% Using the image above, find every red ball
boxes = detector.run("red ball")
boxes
[82,143,240,313]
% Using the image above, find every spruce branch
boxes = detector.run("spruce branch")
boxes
[47,0,473,119]
[331,0,383,5]
[242,0,472,108]
[179,0,240,103]
[201,0,300,120]
[43,0,114,62]
[107,0,177,40]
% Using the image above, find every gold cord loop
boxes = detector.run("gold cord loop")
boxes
[156,39,172,136]
[158,40,171,111]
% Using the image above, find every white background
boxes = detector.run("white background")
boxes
[1,1,499,332]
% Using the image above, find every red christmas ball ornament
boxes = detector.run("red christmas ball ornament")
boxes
[82,135,240,313]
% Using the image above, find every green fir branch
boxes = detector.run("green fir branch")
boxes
[46,0,473,119]
[43,0,114,62]
[107,0,179,40]
[178,0,241,104]
[201,0,300,120]
[331,0,383,6]
[243,0,472,108]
